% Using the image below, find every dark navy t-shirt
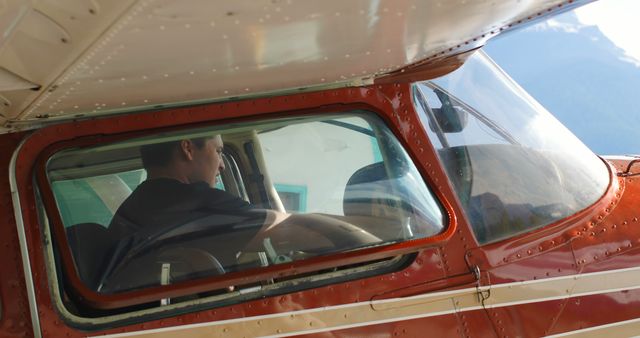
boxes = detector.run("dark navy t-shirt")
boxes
[109,178,266,251]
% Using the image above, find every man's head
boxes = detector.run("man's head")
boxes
[140,135,225,187]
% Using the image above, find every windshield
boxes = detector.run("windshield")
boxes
[414,51,610,244]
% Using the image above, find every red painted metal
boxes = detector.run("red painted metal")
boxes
[7,84,469,336]
[2,81,640,337]
[0,132,33,338]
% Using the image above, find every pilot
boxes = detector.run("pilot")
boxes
[109,135,379,267]
[108,135,264,241]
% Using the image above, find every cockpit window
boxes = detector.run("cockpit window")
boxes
[414,51,610,244]
[45,112,445,304]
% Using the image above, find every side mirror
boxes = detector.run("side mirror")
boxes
[429,88,469,133]
[430,106,469,133]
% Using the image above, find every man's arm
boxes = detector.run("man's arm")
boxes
[243,210,380,254]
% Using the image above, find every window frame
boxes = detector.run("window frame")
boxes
[18,97,457,325]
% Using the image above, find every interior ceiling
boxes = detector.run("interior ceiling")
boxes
[0,0,588,133]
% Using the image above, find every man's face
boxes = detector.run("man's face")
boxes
[189,135,225,187]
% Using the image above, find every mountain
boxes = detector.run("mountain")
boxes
[485,11,640,155]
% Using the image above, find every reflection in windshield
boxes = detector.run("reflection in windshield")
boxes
[414,51,610,244]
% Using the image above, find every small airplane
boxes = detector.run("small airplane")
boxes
[2,0,639,337]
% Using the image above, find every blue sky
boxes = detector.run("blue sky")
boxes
[575,0,640,65]
[484,0,640,155]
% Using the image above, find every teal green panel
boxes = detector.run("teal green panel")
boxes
[274,183,308,213]
[52,180,113,227]
[118,170,145,190]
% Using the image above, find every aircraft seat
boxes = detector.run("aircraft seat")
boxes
[343,162,409,240]
[65,222,117,291]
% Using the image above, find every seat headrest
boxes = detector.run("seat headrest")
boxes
[343,162,395,217]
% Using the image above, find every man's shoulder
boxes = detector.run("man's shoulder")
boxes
[195,184,252,210]
[123,178,253,211]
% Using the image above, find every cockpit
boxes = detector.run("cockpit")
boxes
[46,113,446,301]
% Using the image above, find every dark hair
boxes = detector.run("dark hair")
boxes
[140,138,208,169]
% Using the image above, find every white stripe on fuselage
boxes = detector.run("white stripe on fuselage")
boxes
[93,265,640,338]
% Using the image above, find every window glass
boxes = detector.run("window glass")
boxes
[46,113,445,298]
[261,117,383,214]
[51,170,146,227]
[414,51,609,244]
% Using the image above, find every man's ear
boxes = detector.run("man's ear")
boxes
[179,140,195,161]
